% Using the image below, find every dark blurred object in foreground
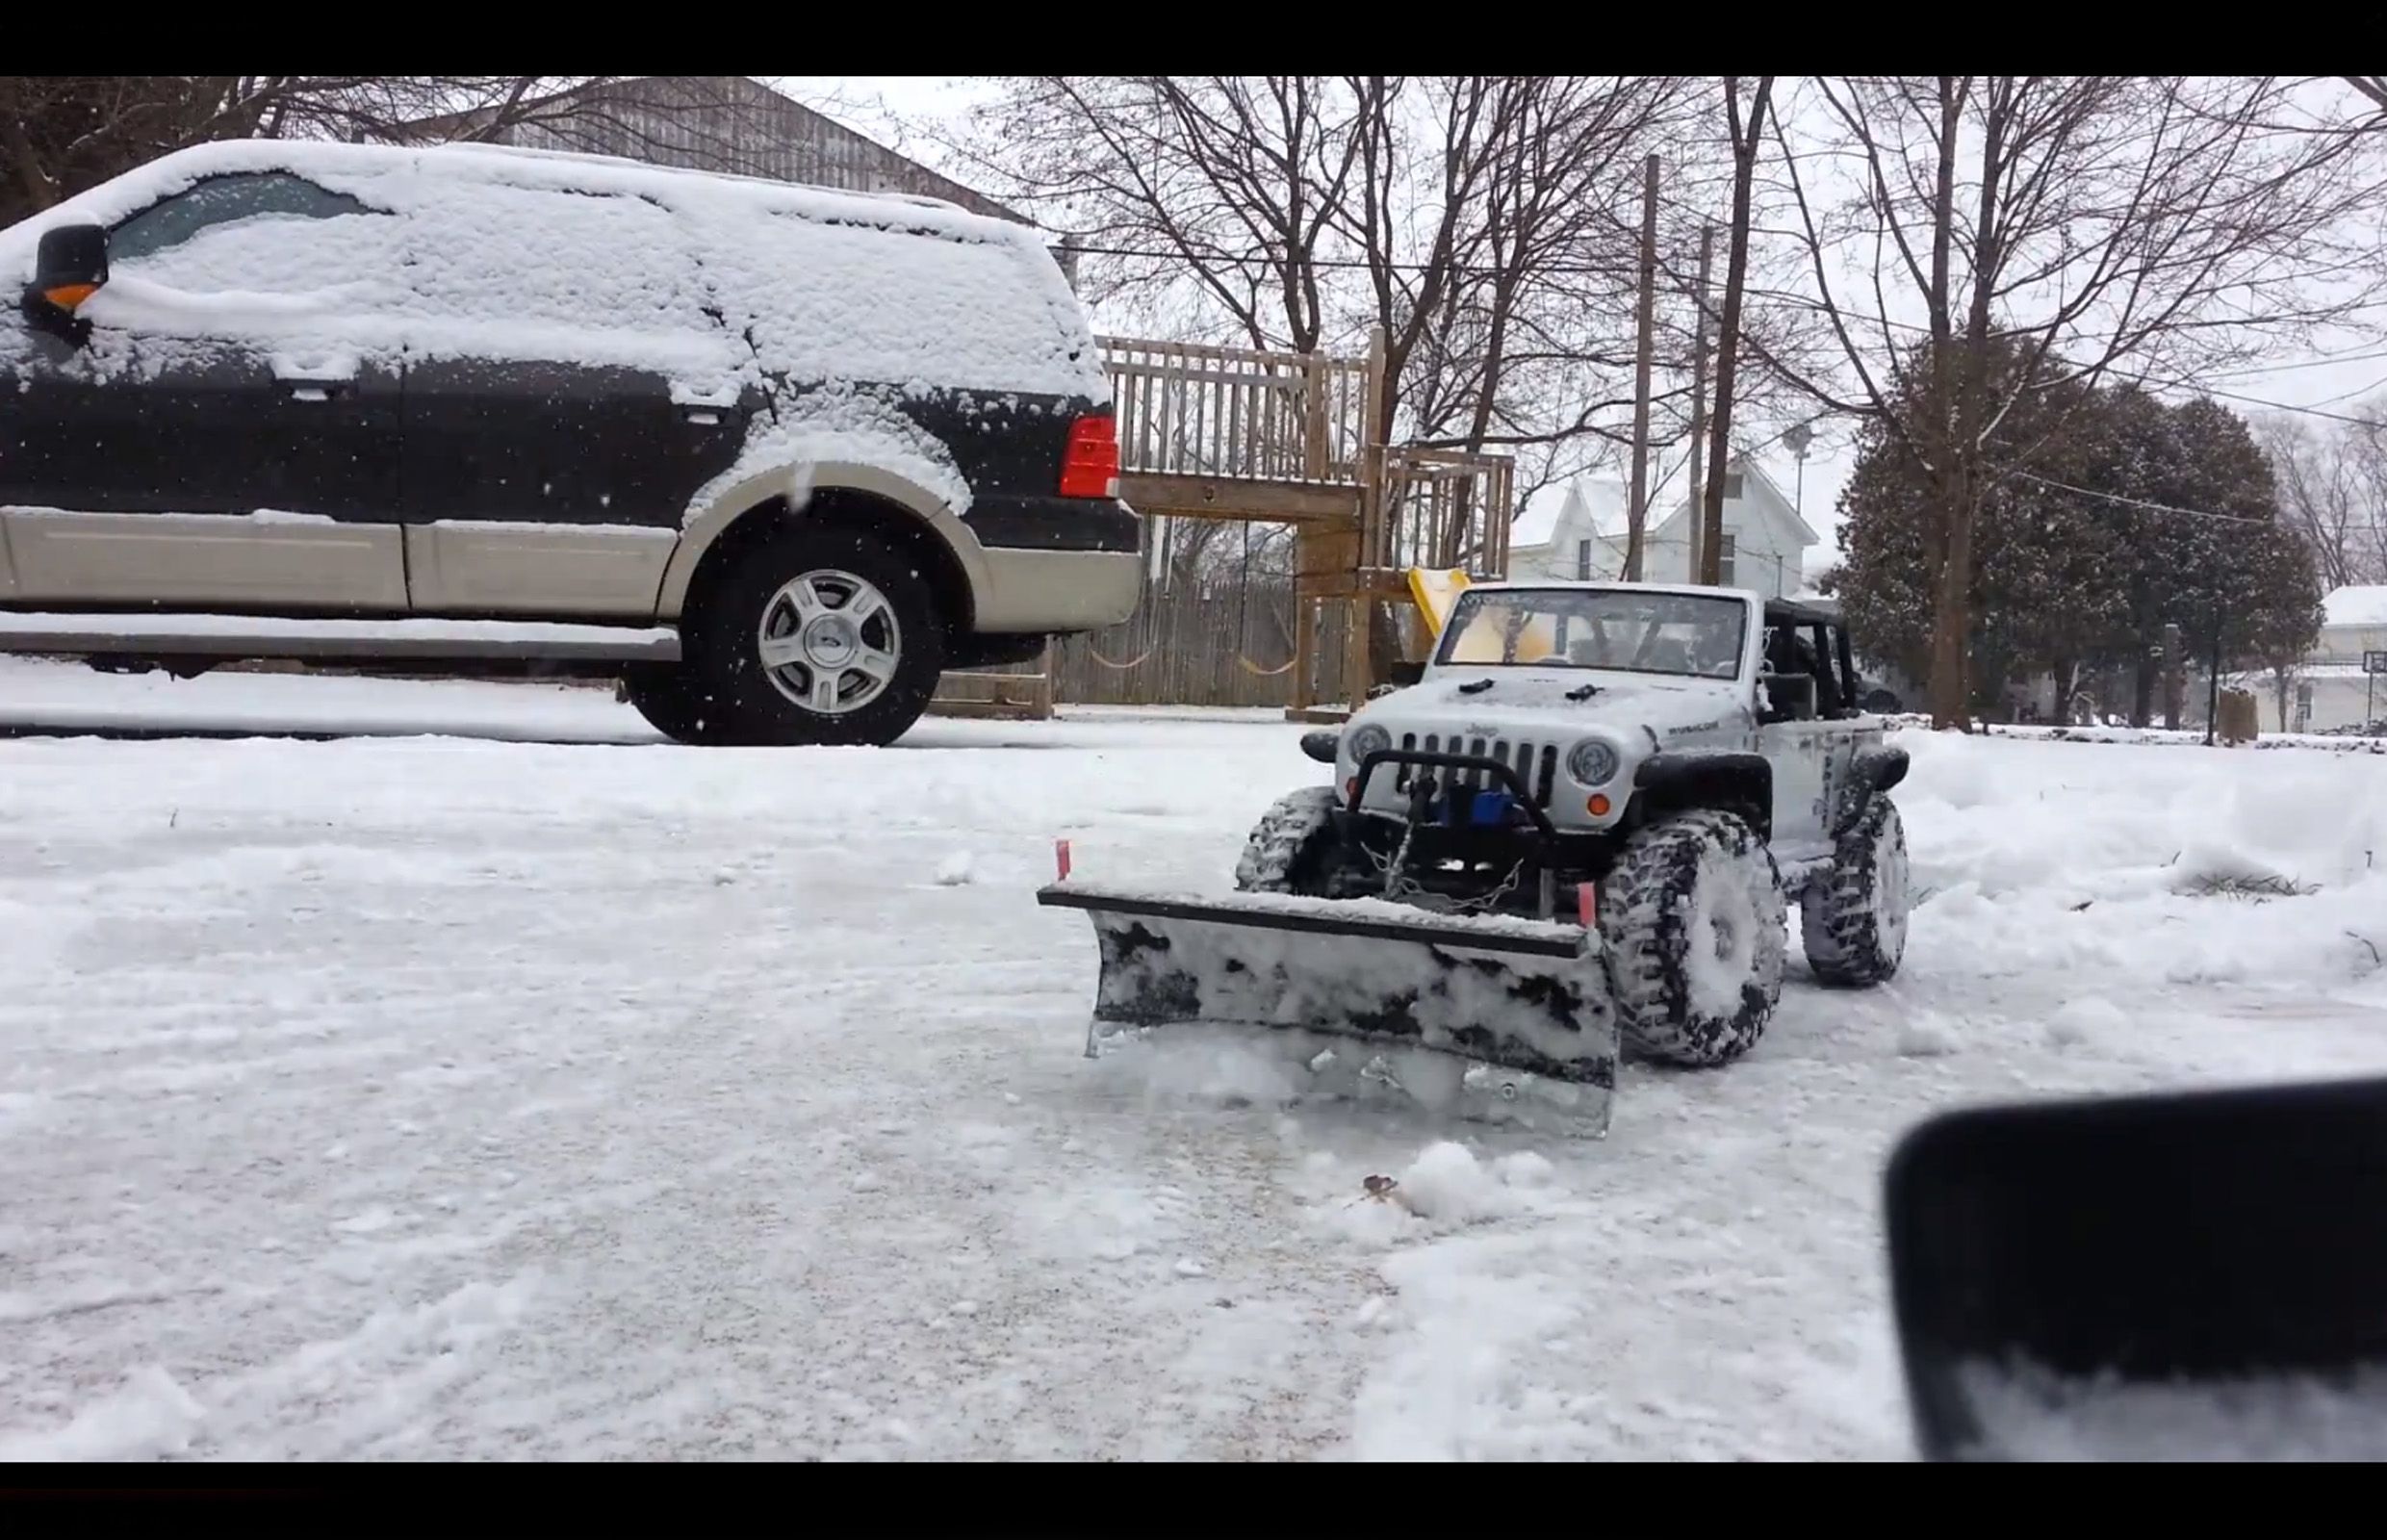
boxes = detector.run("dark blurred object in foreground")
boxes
[1886,1075,2387,1460]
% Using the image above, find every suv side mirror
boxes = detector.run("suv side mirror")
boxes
[30,223,108,312]
[22,223,108,345]
[1386,660,1424,688]
[1297,729,1340,764]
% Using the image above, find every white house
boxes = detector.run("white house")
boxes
[2249,584,2387,733]
[1507,455,1819,600]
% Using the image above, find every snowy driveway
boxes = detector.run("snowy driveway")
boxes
[3,660,2385,1460]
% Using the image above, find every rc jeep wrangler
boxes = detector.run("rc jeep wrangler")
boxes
[1247,581,1912,1066]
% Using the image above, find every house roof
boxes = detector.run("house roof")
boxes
[2323,585,2387,628]
[398,75,1034,227]
[1511,475,1632,549]
[1514,455,1819,551]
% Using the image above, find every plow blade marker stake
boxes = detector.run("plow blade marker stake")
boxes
[1038,883,1619,1117]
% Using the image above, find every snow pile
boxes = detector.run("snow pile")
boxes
[1955,1359,2387,1461]
[1896,730,2387,992]
[1395,1142,1509,1223]
[0,1366,206,1462]
[933,851,977,886]
[2045,996,2130,1048]
[1894,1011,1962,1058]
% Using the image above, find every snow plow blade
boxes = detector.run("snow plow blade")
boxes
[1039,882,1618,1125]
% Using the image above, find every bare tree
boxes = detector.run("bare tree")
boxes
[0,76,799,230]
[1693,76,1775,585]
[1764,75,2382,728]
[945,76,1699,459]
[2254,407,2387,588]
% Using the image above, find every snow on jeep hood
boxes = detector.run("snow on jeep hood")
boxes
[1359,669,1747,741]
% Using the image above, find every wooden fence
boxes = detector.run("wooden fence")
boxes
[930,581,1355,714]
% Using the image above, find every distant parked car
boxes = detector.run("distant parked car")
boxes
[0,140,1142,745]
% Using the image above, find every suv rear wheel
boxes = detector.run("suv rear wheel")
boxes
[691,522,946,747]
[621,663,728,745]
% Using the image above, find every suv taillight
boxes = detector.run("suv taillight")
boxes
[1059,413,1119,500]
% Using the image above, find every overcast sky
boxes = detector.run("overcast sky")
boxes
[773,76,2387,576]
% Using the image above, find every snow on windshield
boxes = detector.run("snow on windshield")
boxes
[1437,589,1747,679]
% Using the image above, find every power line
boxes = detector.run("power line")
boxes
[2005,470,2273,526]
[1067,242,2387,427]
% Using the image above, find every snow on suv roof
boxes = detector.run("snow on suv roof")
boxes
[0,138,1106,402]
[5,137,1017,251]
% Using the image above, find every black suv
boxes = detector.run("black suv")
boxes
[0,139,1142,745]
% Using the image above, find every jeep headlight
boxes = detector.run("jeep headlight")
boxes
[1566,737,1620,786]
[1346,724,1392,765]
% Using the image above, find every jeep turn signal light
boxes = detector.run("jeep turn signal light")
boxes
[1587,793,1611,816]
[41,283,99,312]
[1059,413,1120,500]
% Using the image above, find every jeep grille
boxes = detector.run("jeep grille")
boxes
[1393,732,1559,807]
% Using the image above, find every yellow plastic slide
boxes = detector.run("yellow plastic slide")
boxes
[1409,566,1558,663]
[1406,566,1472,634]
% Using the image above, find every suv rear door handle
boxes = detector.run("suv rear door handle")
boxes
[680,404,727,426]
[271,353,358,404]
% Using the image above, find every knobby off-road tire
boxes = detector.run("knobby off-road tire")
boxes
[691,521,946,748]
[1600,808,1787,1067]
[1800,794,1911,987]
[1234,786,1348,895]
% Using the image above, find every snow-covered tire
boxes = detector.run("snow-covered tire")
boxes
[1600,808,1787,1067]
[1800,795,1910,988]
[1234,785,1347,895]
[691,521,944,748]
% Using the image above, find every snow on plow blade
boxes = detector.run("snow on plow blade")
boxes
[1039,882,1618,1131]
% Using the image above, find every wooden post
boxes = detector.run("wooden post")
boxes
[1683,223,1714,586]
[1291,552,1318,713]
[1349,324,1392,711]
[1301,351,1330,480]
[1625,153,1659,586]
[2164,623,2185,732]
[1360,324,1390,572]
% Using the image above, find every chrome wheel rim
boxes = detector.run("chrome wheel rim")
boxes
[756,570,901,716]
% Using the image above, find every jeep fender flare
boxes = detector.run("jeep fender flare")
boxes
[656,460,986,629]
[1833,744,1910,836]
[1630,751,1773,843]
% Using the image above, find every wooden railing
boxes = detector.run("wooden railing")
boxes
[1376,448,1516,578]
[1098,336,1377,485]
[1094,328,1516,583]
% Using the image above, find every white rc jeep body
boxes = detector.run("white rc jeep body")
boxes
[1237,580,1916,1068]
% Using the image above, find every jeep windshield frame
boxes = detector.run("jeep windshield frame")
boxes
[1433,587,1751,680]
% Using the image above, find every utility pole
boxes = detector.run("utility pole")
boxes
[2205,608,2224,748]
[1624,154,1659,584]
[1683,223,1714,586]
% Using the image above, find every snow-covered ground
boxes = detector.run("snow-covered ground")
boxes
[2,656,2383,1461]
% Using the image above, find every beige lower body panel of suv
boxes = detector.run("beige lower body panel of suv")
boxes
[969,547,1142,634]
